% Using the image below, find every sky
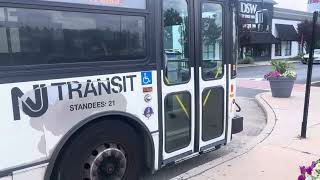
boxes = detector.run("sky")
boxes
[274,0,308,11]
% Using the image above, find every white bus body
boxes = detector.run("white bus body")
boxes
[0,0,243,179]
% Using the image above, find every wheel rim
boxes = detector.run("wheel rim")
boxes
[83,143,127,180]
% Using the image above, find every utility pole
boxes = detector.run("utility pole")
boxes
[301,11,319,139]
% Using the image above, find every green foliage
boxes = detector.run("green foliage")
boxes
[265,60,297,79]
[239,56,254,64]
[202,16,222,47]
[271,60,293,74]
[298,20,320,52]
[163,8,183,27]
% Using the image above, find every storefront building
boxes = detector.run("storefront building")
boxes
[239,0,313,61]
[271,8,313,60]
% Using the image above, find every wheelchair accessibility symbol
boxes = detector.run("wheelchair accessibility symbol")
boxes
[141,72,152,85]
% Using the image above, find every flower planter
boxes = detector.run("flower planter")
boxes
[268,77,296,98]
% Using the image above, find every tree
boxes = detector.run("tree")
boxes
[298,20,320,52]
[163,8,183,27]
[238,17,252,58]
[202,15,222,47]
[239,17,251,43]
[163,8,189,57]
[202,15,222,59]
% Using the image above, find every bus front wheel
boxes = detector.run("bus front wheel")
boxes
[53,120,143,180]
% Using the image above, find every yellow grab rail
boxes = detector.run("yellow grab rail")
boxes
[203,64,222,107]
[164,77,190,119]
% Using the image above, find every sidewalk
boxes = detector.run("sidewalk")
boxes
[190,88,320,180]
[238,60,300,68]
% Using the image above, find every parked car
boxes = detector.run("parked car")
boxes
[301,49,320,64]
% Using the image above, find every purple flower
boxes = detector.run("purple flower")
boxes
[312,161,317,168]
[300,166,306,174]
[306,166,313,175]
[298,175,305,180]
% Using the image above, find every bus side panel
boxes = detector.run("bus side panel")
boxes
[227,77,237,143]
[0,176,11,180]
[12,164,47,180]
[0,84,47,170]
[0,71,159,174]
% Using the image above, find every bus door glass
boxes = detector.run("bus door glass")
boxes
[161,0,195,162]
[198,0,227,151]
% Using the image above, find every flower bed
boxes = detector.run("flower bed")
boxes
[264,60,296,80]
[264,60,297,98]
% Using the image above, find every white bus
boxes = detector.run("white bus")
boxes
[0,0,243,179]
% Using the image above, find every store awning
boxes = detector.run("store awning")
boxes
[241,32,280,45]
[275,24,299,41]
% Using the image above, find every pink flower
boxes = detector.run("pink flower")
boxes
[264,70,281,80]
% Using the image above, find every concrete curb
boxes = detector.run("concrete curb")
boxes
[254,93,277,145]
[173,94,277,180]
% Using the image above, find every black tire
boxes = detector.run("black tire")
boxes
[53,120,143,180]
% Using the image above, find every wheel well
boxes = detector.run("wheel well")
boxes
[49,114,155,180]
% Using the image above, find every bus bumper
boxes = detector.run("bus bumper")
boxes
[232,116,243,134]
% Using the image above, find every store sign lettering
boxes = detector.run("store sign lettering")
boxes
[240,2,258,15]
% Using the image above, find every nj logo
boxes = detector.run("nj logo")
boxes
[141,72,152,85]
[11,85,49,121]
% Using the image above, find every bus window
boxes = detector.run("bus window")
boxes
[201,3,223,80]
[163,0,190,85]
[0,7,146,66]
[202,87,224,141]
[40,0,146,9]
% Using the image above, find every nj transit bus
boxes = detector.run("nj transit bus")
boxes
[0,0,243,179]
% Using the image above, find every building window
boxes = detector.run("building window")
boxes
[275,43,282,56]
[285,41,292,56]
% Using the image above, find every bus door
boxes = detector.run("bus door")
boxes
[161,0,228,164]
[196,0,227,152]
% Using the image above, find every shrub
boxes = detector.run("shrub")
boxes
[239,56,254,64]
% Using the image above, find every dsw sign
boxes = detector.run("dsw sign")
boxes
[240,2,258,14]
